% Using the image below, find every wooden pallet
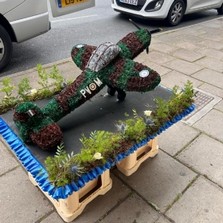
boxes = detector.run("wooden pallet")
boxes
[116,137,158,176]
[29,170,112,222]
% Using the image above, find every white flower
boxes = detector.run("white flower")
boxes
[29,89,37,96]
[144,110,152,117]
[93,152,103,160]
[176,89,183,96]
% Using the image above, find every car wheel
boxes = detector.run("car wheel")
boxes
[0,25,12,71]
[217,3,223,15]
[166,0,185,26]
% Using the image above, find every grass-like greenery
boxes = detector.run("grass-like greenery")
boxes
[45,81,195,187]
[0,64,70,114]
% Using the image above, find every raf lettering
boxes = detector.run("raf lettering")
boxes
[80,78,103,98]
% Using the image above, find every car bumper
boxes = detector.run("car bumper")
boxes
[112,0,171,19]
[10,12,50,43]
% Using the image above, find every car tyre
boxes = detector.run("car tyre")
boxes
[0,25,12,71]
[217,3,223,15]
[166,0,186,26]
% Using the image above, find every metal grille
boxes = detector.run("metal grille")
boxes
[183,89,221,125]
[116,0,147,11]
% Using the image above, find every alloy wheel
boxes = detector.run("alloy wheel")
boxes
[170,2,183,24]
[0,37,4,61]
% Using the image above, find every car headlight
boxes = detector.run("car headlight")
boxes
[145,0,164,12]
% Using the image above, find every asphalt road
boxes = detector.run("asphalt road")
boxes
[0,0,221,76]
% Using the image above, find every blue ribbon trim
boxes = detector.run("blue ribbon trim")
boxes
[0,104,195,200]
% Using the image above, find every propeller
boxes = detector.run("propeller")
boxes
[129,19,162,54]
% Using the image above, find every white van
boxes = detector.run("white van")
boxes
[0,0,95,71]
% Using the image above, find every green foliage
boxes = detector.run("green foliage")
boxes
[0,64,71,114]
[0,77,14,96]
[45,131,122,187]
[36,64,67,99]
[77,131,121,164]
[17,78,32,101]
[45,81,195,187]
[116,109,147,143]
[0,77,17,111]
[45,143,83,187]
[48,65,64,92]
[146,80,195,133]
[37,64,54,98]
[153,97,170,125]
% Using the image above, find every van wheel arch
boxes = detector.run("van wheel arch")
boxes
[217,3,223,15]
[0,24,13,71]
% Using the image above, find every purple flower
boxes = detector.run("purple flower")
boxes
[71,165,79,174]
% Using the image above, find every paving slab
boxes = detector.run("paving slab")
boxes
[114,150,197,212]
[177,34,203,46]
[161,70,203,89]
[154,216,172,223]
[163,59,203,75]
[99,193,160,223]
[40,212,64,223]
[197,39,223,50]
[176,26,206,36]
[143,60,171,76]
[198,32,223,42]
[195,57,223,73]
[135,52,172,76]
[150,42,178,54]
[198,48,223,60]
[177,134,223,187]
[147,51,175,64]
[193,109,223,142]
[174,41,199,51]
[0,140,19,175]
[192,68,223,89]
[0,167,53,223]
[166,177,223,223]
[39,174,131,223]
[198,83,223,99]
[172,48,204,62]
[155,32,182,43]
[214,100,223,112]
[158,122,200,156]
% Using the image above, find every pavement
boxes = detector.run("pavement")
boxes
[0,17,223,223]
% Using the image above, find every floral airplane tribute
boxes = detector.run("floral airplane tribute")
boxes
[13,28,161,150]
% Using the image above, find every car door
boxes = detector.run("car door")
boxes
[188,0,222,12]
[49,0,95,17]
[188,0,221,12]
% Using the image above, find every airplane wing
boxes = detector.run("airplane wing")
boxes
[106,57,161,92]
[117,28,151,60]
[71,28,151,71]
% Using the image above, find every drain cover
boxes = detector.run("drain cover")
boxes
[183,88,221,125]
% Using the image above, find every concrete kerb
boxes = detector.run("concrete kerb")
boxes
[152,16,223,37]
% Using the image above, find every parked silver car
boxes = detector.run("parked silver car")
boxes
[111,0,223,26]
[0,0,95,71]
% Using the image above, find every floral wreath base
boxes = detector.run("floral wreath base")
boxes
[0,104,195,222]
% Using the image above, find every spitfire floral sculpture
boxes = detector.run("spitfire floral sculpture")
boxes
[13,28,161,150]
